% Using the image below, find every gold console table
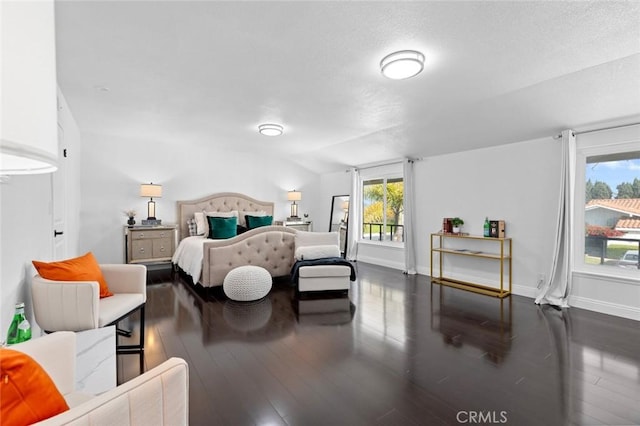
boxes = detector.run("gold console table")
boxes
[430,233,512,298]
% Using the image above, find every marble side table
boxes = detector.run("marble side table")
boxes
[75,325,116,394]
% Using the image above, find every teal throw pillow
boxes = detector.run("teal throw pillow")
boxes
[207,216,238,239]
[246,215,273,229]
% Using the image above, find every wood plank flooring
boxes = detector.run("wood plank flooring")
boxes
[117,262,640,426]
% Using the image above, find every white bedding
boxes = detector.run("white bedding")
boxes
[172,236,207,282]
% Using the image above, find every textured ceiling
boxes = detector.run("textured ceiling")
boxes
[55,1,640,174]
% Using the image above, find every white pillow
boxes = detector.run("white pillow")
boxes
[295,245,341,261]
[193,212,207,236]
[295,231,339,248]
[239,210,266,227]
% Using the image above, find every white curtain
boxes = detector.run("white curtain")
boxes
[536,129,576,307]
[346,167,361,261]
[403,159,417,274]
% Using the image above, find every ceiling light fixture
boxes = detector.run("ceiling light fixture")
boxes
[258,123,284,136]
[380,50,425,80]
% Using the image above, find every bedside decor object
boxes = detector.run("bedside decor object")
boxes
[124,209,136,226]
[140,183,162,220]
[287,190,302,219]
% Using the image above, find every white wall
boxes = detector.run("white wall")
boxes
[78,133,322,263]
[413,137,562,296]
[0,174,53,340]
[0,88,82,339]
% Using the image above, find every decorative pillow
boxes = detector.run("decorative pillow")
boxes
[295,245,340,261]
[207,216,238,239]
[193,212,207,236]
[236,225,248,235]
[187,218,198,236]
[295,231,339,248]
[202,211,238,236]
[0,348,69,425]
[238,210,266,227]
[32,252,113,298]
[246,215,273,230]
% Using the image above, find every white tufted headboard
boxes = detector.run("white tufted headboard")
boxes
[176,192,275,241]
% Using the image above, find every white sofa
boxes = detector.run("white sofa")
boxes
[12,332,189,426]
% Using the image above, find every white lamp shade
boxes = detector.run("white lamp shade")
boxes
[287,191,302,201]
[140,184,162,198]
[380,50,425,80]
[0,0,58,175]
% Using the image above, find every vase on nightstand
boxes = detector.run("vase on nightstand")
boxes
[127,217,135,226]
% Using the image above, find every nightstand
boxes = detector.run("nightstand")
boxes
[275,220,313,231]
[124,225,177,264]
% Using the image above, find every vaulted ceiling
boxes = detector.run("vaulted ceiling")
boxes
[55,1,640,174]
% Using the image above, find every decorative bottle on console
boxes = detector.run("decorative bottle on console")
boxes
[6,302,31,345]
[483,217,490,237]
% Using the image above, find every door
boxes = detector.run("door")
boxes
[52,122,67,259]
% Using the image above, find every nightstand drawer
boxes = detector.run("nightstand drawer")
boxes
[130,230,170,240]
[131,240,153,261]
[152,238,172,258]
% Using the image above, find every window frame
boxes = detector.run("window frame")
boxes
[360,173,405,247]
[574,136,640,282]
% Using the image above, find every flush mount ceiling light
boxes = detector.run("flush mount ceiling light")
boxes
[258,123,284,136]
[380,50,425,80]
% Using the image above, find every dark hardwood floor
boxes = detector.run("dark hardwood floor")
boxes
[117,262,640,426]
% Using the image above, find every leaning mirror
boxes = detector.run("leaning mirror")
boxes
[329,195,349,258]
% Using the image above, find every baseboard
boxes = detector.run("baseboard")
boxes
[356,254,404,271]
[569,295,640,321]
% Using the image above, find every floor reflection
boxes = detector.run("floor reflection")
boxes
[171,276,296,344]
[430,284,512,364]
[293,294,356,326]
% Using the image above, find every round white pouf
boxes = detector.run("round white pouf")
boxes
[223,265,272,301]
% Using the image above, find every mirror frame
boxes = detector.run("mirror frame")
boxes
[329,195,349,258]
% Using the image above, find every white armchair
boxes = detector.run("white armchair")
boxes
[12,332,188,426]
[31,264,147,355]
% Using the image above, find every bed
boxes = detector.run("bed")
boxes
[173,192,297,287]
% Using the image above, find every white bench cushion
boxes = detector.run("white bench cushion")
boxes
[299,265,351,278]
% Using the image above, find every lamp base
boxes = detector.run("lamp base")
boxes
[141,219,162,226]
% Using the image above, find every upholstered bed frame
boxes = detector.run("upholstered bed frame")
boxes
[176,192,297,287]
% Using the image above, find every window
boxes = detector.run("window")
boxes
[362,176,404,242]
[583,151,640,272]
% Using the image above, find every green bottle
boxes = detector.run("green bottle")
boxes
[483,217,490,237]
[6,302,31,345]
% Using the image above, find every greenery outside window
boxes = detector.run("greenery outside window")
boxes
[362,176,404,243]
[582,151,640,272]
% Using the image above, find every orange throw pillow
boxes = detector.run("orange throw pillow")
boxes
[0,348,69,425]
[32,252,113,298]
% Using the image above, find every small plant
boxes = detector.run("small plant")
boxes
[451,217,464,227]
[123,209,137,218]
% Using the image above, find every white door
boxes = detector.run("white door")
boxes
[52,122,67,259]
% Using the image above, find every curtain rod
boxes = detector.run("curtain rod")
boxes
[554,122,640,139]
[346,157,422,172]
